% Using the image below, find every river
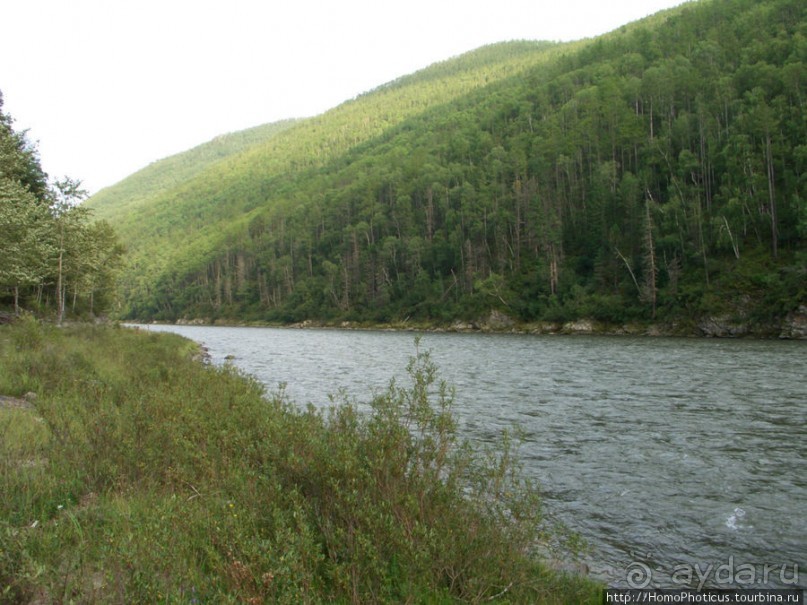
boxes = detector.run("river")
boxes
[138,324,805,589]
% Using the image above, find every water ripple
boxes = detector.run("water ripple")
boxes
[138,325,806,588]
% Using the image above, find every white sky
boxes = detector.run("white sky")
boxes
[1,0,687,194]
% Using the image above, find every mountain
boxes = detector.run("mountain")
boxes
[87,0,806,334]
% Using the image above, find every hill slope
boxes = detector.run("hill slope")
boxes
[87,119,299,247]
[89,0,806,334]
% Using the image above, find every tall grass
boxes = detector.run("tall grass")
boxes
[0,318,600,603]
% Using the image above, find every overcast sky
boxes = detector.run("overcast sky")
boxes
[1,0,688,194]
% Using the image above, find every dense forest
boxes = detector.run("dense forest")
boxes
[0,94,123,321]
[88,0,806,333]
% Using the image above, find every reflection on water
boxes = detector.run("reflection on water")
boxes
[139,324,806,588]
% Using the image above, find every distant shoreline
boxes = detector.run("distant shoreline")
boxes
[136,308,807,340]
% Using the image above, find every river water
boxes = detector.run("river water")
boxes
[139,324,805,589]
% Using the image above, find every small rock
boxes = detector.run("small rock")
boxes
[698,316,749,338]
[562,319,595,334]
[546,558,590,576]
[780,305,807,339]
[487,310,514,330]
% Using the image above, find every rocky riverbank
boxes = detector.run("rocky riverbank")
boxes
[173,306,807,339]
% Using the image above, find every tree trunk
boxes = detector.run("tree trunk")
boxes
[57,243,65,325]
[765,131,777,258]
[642,198,658,319]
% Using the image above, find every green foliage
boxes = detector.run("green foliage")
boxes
[0,92,48,200]
[0,181,53,296]
[0,98,126,320]
[0,323,600,603]
[90,0,806,330]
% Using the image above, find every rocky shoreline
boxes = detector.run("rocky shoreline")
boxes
[168,305,807,339]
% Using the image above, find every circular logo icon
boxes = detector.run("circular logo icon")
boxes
[626,562,652,588]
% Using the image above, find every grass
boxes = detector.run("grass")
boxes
[0,316,601,603]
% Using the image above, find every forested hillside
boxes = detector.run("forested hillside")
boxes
[87,119,299,232]
[89,0,806,333]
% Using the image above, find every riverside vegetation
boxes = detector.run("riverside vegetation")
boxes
[0,318,600,603]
